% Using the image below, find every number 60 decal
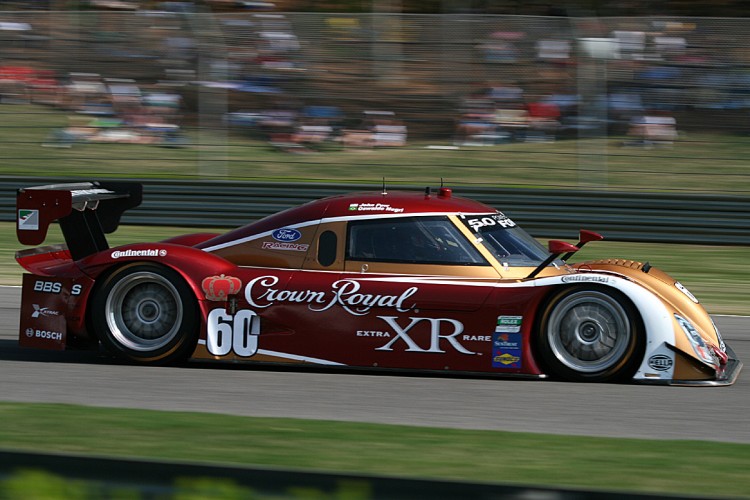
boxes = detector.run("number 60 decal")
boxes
[207,309,260,357]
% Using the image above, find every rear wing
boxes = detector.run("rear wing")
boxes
[17,181,142,260]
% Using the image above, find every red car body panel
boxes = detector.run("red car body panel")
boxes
[14,182,741,385]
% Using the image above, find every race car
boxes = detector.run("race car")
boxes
[15,181,742,385]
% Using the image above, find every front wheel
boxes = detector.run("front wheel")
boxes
[91,263,199,365]
[536,286,644,382]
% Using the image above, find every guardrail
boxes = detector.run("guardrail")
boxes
[2,177,749,245]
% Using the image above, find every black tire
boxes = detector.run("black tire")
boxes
[535,286,644,382]
[91,263,199,365]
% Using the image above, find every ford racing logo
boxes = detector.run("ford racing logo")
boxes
[272,228,301,242]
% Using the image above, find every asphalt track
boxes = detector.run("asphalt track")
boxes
[0,286,748,444]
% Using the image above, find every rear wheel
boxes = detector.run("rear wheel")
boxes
[536,286,644,382]
[91,263,199,365]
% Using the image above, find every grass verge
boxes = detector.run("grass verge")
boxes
[2,103,750,193]
[0,403,748,498]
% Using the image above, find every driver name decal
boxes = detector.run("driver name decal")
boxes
[244,276,418,316]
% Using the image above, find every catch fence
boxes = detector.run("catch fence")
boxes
[2,177,749,245]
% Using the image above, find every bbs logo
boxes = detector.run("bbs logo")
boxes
[33,281,82,295]
[34,281,61,293]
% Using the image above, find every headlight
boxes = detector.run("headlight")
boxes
[675,281,699,303]
[675,314,715,366]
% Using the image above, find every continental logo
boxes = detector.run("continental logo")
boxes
[561,275,609,283]
[111,249,168,259]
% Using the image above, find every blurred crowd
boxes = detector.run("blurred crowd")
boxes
[0,8,747,150]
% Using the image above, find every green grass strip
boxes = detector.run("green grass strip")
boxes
[3,103,750,193]
[0,403,748,498]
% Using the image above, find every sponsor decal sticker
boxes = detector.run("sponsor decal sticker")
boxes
[34,281,61,294]
[111,249,167,259]
[561,275,609,283]
[374,316,475,355]
[357,330,391,338]
[495,315,522,333]
[462,335,492,341]
[202,274,242,301]
[648,354,674,372]
[348,203,405,213]
[31,304,61,318]
[18,209,39,230]
[27,329,63,341]
[272,228,302,242]
[492,332,522,369]
[245,276,417,317]
[494,353,521,366]
[262,241,309,252]
[32,281,83,296]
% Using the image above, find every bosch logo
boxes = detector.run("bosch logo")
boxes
[648,354,673,371]
[272,228,301,242]
[30,329,63,341]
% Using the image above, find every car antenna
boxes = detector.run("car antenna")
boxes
[382,177,387,195]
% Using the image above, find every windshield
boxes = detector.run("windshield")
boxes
[458,213,551,267]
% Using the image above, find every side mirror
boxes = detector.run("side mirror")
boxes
[527,241,580,280]
[561,230,604,262]
[579,230,604,246]
[548,240,579,255]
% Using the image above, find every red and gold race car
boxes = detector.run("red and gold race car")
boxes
[15,181,741,385]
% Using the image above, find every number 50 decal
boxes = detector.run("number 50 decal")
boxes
[207,309,260,357]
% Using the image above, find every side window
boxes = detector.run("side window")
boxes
[347,217,487,266]
[318,230,337,267]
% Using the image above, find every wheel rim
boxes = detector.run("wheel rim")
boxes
[546,291,631,373]
[105,271,183,352]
